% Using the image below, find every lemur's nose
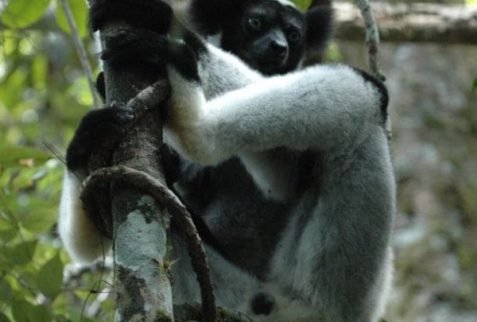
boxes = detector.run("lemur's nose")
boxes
[271,40,288,58]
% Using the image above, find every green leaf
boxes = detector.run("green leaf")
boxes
[0,208,16,231]
[54,315,70,322]
[293,0,312,10]
[11,299,32,322]
[0,279,12,303]
[0,229,17,243]
[0,144,50,167]
[32,55,48,90]
[38,254,64,299]
[7,241,37,266]
[55,0,88,38]
[1,0,51,29]
[11,299,52,322]
[473,77,477,92]
[20,207,57,234]
[0,313,10,322]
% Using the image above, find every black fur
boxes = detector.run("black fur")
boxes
[188,0,333,75]
[66,104,133,171]
[250,292,275,315]
[101,28,201,83]
[305,5,334,51]
[90,0,173,33]
[101,29,167,68]
[188,0,245,35]
[92,0,332,77]
[175,157,291,277]
[95,71,105,100]
[351,67,389,124]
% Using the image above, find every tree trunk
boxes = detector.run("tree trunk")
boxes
[89,7,174,322]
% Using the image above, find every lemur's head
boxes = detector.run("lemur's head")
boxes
[189,0,333,75]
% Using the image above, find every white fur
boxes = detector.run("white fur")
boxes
[58,171,111,263]
[165,64,383,167]
[199,44,263,99]
[206,33,222,47]
[275,0,296,9]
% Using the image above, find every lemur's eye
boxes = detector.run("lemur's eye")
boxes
[248,17,262,31]
[287,28,301,43]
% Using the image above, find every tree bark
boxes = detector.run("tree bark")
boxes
[334,2,477,44]
[104,29,173,322]
[90,10,175,322]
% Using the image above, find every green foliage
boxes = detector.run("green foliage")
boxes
[37,254,64,299]
[293,0,312,11]
[0,145,50,167]
[55,0,89,38]
[324,42,343,62]
[0,0,88,37]
[11,299,52,322]
[0,1,113,321]
[1,0,50,28]
[473,77,477,92]
[0,313,11,322]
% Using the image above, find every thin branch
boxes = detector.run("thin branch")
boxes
[127,80,171,117]
[59,0,101,108]
[353,0,385,80]
[350,0,390,137]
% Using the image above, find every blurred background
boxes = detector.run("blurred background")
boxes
[0,0,476,321]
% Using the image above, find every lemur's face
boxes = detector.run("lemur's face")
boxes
[221,0,305,75]
[240,0,305,75]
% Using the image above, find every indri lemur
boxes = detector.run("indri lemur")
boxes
[59,0,395,321]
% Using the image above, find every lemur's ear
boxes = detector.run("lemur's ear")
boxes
[188,0,245,35]
[305,5,334,51]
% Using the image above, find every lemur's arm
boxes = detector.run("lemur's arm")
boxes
[164,61,388,166]
[197,44,264,99]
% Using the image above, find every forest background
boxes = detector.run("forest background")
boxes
[0,0,476,321]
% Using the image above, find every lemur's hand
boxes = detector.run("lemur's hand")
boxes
[66,104,134,172]
[101,28,168,69]
[89,0,173,34]
[101,28,202,83]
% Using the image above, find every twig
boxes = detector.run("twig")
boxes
[127,80,171,117]
[353,0,385,81]
[81,165,216,322]
[59,0,101,108]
